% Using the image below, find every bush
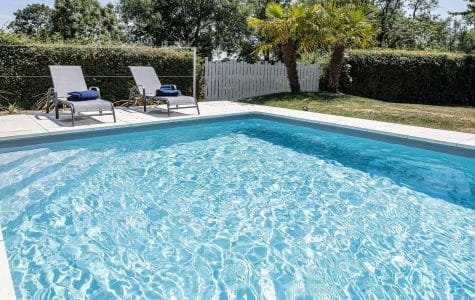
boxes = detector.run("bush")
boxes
[0,31,31,44]
[339,49,475,106]
[0,43,200,109]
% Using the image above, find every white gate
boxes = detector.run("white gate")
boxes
[204,59,320,101]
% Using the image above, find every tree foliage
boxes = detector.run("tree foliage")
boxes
[372,0,475,52]
[301,0,474,53]
[52,0,123,42]
[461,0,475,24]
[321,2,376,92]
[5,0,475,56]
[7,0,123,43]
[119,0,250,57]
[248,3,323,92]
[8,4,53,39]
[248,1,375,92]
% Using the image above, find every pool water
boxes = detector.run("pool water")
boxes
[0,118,474,299]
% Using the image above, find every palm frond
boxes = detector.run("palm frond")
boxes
[266,3,283,19]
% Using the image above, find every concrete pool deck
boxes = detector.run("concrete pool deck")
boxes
[0,100,474,298]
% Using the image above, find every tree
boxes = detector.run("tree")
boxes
[119,0,249,57]
[100,3,124,42]
[52,0,123,42]
[408,0,438,19]
[322,2,376,92]
[8,4,53,38]
[238,0,293,63]
[119,0,162,44]
[459,0,475,25]
[375,0,405,46]
[457,28,475,52]
[248,3,322,92]
[370,0,447,49]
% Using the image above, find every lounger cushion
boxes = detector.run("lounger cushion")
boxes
[68,90,99,101]
[61,99,113,112]
[156,88,181,97]
[159,95,196,106]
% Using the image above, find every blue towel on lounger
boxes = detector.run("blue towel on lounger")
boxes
[156,88,181,97]
[160,84,176,90]
[68,90,99,101]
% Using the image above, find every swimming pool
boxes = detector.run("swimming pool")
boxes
[0,115,474,298]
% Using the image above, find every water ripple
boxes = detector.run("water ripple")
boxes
[0,119,474,299]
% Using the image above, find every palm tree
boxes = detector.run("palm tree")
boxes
[321,2,376,92]
[248,3,324,93]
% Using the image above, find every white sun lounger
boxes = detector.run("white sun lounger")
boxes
[129,66,200,116]
[48,65,116,126]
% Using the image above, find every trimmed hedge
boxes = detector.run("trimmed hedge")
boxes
[340,50,475,106]
[0,44,199,109]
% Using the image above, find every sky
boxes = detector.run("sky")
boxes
[0,0,470,28]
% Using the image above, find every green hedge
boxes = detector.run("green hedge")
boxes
[340,50,475,106]
[0,44,199,109]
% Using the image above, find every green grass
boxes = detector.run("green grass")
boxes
[243,92,475,134]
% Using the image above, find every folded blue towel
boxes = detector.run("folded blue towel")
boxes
[68,90,99,101]
[160,84,176,90]
[156,88,181,97]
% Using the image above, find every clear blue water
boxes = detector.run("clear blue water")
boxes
[0,118,474,299]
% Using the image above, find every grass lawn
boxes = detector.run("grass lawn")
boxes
[244,92,475,134]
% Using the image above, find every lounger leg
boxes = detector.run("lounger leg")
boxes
[112,106,117,123]
[55,101,59,119]
[71,108,75,127]
[46,88,54,114]
[196,104,200,115]
[99,111,103,115]
[167,103,171,117]
[46,95,51,114]
[143,91,147,112]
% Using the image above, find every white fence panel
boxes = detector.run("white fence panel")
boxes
[204,59,320,101]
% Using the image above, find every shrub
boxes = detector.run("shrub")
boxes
[0,43,200,109]
[0,31,31,44]
[339,49,475,106]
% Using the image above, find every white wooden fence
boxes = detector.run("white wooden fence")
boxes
[204,59,320,101]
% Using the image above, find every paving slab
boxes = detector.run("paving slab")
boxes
[0,115,46,134]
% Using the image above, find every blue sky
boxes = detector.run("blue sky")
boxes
[0,0,469,28]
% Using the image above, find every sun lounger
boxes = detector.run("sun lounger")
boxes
[129,66,200,116]
[49,65,116,126]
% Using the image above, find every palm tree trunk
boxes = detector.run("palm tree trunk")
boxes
[281,41,300,93]
[328,42,346,93]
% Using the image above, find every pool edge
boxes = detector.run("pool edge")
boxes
[0,232,15,299]
[0,111,474,157]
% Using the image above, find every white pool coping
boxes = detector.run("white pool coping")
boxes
[0,100,474,298]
